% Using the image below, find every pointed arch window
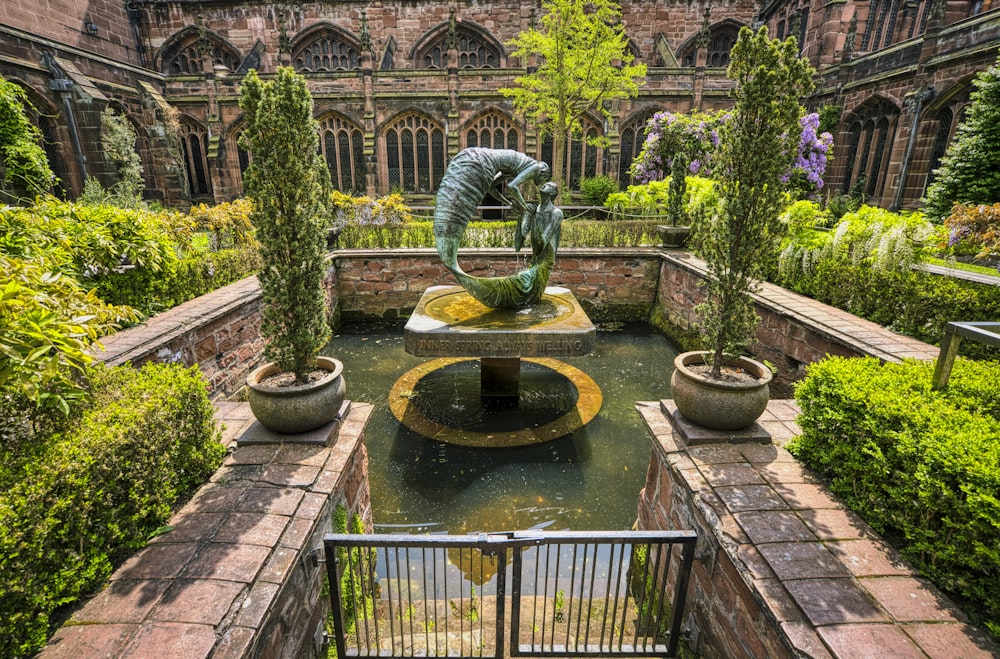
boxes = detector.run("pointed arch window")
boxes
[841,101,898,198]
[383,113,445,193]
[320,115,365,193]
[161,32,240,75]
[293,29,361,72]
[927,107,954,185]
[464,113,519,150]
[539,117,603,191]
[678,23,743,68]
[179,120,212,197]
[416,26,502,69]
[618,113,655,184]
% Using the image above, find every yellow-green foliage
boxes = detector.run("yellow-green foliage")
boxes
[331,190,412,227]
[778,205,937,287]
[187,198,256,249]
[792,356,1000,637]
[0,362,225,656]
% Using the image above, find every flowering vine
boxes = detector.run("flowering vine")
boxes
[631,110,832,198]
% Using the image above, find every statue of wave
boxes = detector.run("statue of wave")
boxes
[433,147,560,308]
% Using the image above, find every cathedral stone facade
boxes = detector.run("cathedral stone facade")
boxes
[1,0,997,209]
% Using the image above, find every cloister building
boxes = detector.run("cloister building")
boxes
[1,0,998,210]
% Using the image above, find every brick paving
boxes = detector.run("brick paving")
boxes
[638,400,1000,658]
[39,401,373,659]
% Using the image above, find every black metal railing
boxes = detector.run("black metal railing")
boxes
[323,530,697,659]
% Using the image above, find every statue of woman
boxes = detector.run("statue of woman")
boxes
[444,180,564,308]
[433,148,551,273]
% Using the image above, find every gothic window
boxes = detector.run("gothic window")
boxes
[927,107,954,184]
[841,101,898,198]
[383,113,445,193]
[320,114,366,193]
[415,25,502,69]
[464,112,519,150]
[161,31,240,75]
[969,0,984,15]
[864,0,904,51]
[797,8,810,53]
[539,117,603,190]
[179,120,212,197]
[842,124,863,193]
[292,29,361,72]
[381,37,397,70]
[709,32,737,67]
[618,113,655,184]
[777,20,786,39]
[678,23,742,68]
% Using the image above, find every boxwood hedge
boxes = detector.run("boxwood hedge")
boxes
[0,362,225,656]
[792,356,1000,637]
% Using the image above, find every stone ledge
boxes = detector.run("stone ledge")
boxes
[636,399,999,658]
[40,401,374,659]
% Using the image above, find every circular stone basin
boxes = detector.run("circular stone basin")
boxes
[389,357,603,448]
[421,291,576,330]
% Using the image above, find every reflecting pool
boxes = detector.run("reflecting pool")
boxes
[321,323,678,534]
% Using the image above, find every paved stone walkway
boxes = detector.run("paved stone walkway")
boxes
[639,400,1000,659]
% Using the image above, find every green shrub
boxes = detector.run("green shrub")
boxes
[791,356,1000,637]
[0,362,225,656]
[0,254,137,422]
[0,75,56,200]
[579,174,618,206]
[95,245,261,315]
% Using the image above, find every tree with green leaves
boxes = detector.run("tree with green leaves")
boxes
[238,67,331,382]
[0,76,55,202]
[694,27,815,377]
[923,53,1000,222]
[502,0,645,195]
[98,107,145,207]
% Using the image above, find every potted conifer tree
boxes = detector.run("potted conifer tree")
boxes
[671,27,814,430]
[239,67,345,434]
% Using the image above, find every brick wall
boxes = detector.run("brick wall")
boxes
[96,248,937,400]
[40,402,375,659]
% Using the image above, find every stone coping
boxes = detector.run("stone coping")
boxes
[94,276,262,366]
[39,401,373,659]
[638,399,999,658]
[661,251,941,363]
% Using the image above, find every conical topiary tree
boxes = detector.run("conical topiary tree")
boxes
[238,67,331,382]
[695,27,815,377]
[923,53,1000,222]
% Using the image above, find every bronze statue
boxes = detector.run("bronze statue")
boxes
[433,148,562,308]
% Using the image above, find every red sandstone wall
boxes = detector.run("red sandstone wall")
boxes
[637,447,797,658]
[333,249,661,323]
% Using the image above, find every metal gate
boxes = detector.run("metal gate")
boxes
[323,530,697,658]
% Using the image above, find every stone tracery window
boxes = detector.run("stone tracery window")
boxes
[540,116,603,191]
[320,114,366,193]
[179,119,212,197]
[464,112,519,150]
[618,112,656,185]
[161,31,240,75]
[678,23,742,68]
[416,26,502,69]
[841,100,898,198]
[292,28,361,72]
[383,113,445,193]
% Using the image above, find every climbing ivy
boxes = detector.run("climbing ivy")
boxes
[0,76,56,200]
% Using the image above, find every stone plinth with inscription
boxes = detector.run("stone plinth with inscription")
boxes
[395,286,601,444]
[404,285,596,359]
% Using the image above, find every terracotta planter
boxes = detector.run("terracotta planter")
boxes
[247,356,346,433]
[670,351,772,430]
[656,224,691,247]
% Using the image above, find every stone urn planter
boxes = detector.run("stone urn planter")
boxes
[247,356,346,433]
[656,224,691,247]
[670,351,772,430]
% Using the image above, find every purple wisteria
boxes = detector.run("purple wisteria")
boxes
[631,110,833,197]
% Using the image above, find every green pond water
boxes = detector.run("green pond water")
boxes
[321,323,679,534]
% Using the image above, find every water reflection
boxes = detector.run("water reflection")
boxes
[322,323,678,533]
